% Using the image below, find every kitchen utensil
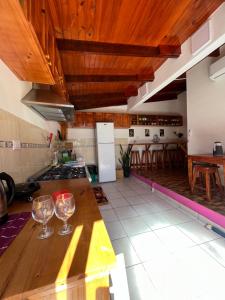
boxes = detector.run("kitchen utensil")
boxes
[213,141,223,156]
[54,193,75,235]
[0,172,15,224]
[32,195,54,239]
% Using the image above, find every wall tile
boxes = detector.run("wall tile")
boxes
[0,109,54,183]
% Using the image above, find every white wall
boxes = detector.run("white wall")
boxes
[82,93,187,115]
[0,59,59,134]
[187,54,225,155]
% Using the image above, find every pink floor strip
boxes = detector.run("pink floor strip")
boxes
[132,172,225,229]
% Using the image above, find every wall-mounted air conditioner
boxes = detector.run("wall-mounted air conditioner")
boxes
[209,55,225,80]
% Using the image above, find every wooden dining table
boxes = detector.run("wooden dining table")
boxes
[188,154,225,186]
[128,139,187,153]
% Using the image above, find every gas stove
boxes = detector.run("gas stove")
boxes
[36,165,87,181]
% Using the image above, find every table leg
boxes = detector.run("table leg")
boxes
[188,157,193,187]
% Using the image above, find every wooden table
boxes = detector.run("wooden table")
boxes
[128,139,187,152]
[188,154,225,186]
[0,179,116,300]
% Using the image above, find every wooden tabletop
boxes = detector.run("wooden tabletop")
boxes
[188,154,225,160]
[0,179,116,299]
[128,139,186,146]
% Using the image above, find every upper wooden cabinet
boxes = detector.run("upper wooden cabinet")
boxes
[21,0,67,98]
[73,112,131,128]
[0,0,54,84]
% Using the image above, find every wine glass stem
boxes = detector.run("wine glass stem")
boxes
[63,220,68,231]
[42,223,47,234]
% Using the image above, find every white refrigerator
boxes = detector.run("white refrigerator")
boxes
[96,122,116,183]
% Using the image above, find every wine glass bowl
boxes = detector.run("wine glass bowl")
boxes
[54,193,75,235]
[32,195,54,239]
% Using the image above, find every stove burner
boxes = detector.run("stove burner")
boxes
[37,166,86,181]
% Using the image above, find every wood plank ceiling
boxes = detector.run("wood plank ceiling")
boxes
[47,0,223,110]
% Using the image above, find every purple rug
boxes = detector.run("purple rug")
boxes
[0,212,31,256]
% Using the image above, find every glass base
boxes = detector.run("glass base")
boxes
[58,224,73,236]
[37,226,54,239]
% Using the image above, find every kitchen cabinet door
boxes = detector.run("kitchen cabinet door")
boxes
[114,114,131,128]
[85,113,94,128]
[94,113,104,123]
[74,112,85,127]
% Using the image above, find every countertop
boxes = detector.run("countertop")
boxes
[0,178,116,299]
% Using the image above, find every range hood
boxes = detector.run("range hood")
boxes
[21,88,74,122]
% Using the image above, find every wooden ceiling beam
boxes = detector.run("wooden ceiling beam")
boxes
[70,92,127,102]
[73,98,127,110]
[70,86,138,99]
[57,39,181,58]
[65,73,154,82]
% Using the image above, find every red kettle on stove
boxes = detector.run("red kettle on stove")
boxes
[0,172,15,224]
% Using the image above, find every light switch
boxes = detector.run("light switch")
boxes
[12,140,21,150]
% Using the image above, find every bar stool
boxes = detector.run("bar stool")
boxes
[166,148,182,168]
[130,150,141,168]
[141,150,151,168]
[191,164,223,201]
[152,149,164,169]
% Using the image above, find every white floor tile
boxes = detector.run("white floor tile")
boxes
[140,193,160,201]
[112,237,140,267]
[142,213,171,230]
[98,204,112,211]
[144,246,225,299]
[130,231,168,262]
[100,209,118,222]
[110,197,129,208]
[177,221,220,244]
[160,208,191,225]
[121,190,138,197]
[154,226,195,253]
[126,264,159,300]
[132,203,158,216]
[115,206,138,220]
[148,202,174,212]
[105,221,127,240]
[121,217,151,236]
[107,192,123,201]
[125,195,146,205]
[201,238,225,267]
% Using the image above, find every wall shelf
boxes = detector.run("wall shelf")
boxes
[131,114,183,126]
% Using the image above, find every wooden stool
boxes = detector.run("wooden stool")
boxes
[141,150,151,168]
[130,150,141,168]
[191,165,223,201]
[166,149,182,168]
[152,149,164,169]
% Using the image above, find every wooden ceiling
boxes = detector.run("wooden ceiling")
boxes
[46,0,223,110]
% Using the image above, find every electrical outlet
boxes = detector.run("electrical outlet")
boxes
[188,129,192,137]
[12,140,21,150]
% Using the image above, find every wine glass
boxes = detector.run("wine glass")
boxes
[32,195,54,239]
[54,193,75,235]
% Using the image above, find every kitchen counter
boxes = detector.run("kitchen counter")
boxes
[0,179,116,300]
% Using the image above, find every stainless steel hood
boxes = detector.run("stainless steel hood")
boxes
[21,88,74,122]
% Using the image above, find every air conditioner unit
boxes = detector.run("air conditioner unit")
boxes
[209,55,225,80]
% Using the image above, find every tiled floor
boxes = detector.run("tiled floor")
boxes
[98,176,225,300]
